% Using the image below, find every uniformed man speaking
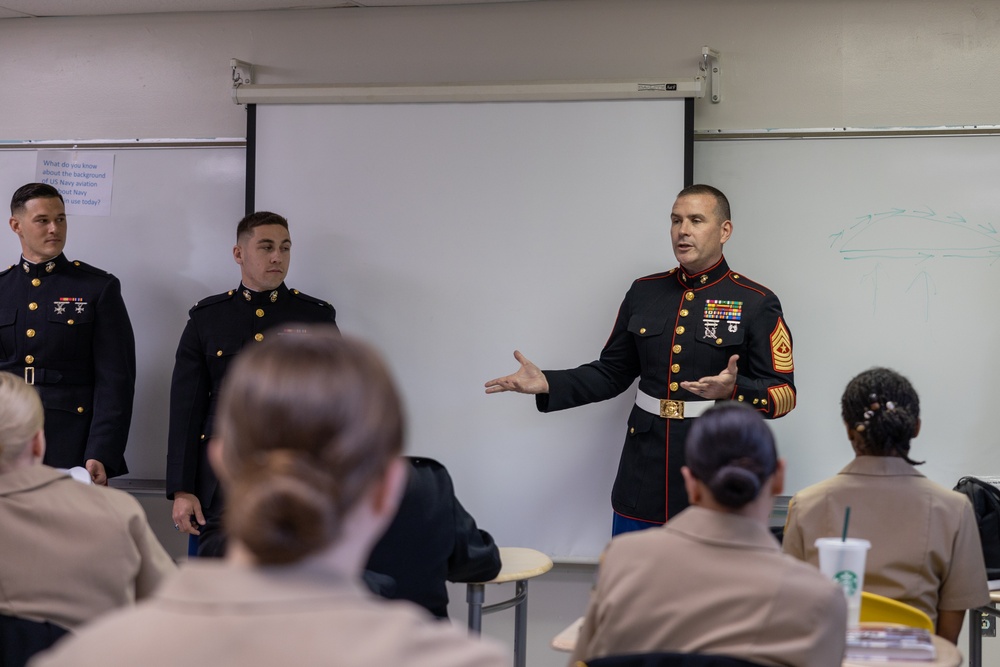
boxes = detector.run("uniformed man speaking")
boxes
[1,183,136,485]
[166,211,338,557]
[485,184,795,535]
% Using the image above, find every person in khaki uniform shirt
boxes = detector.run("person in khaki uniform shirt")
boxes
[32,330,509,667]
[570,403,846,667]
[0,371,174,634]
[783,367,988,644]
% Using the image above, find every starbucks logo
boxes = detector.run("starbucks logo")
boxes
[834,570,859,596]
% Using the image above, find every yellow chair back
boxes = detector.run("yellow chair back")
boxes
[859,591,934,631]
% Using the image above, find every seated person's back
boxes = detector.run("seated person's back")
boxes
[570,403,846,667]
[0,371,175,632]
[783,366,988,643]
[31,331,509,667]
[365,456,500,618]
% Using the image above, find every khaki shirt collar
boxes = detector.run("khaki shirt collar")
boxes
[664,505,780,552]
[0,465,70,497]
[839,455,924,478]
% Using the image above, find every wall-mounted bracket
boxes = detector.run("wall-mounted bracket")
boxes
[231,59,253,87]
[700,47,721,103]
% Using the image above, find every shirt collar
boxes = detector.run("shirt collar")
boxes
[237,282,289,306]
[839,455,924,478]
[20,253,69,278]
[0,465,71,497]
[674,256,731,289]
[664,505,780,552]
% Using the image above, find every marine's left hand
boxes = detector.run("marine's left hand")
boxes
[680,354,739,400]
[85,459,108,486]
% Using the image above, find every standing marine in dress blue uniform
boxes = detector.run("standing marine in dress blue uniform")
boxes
[1,183,135,484]
[166,211,337,556]
[486,185,795,533]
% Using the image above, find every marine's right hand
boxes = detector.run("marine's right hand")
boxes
[172,492,206,536]
[484,350,549,395]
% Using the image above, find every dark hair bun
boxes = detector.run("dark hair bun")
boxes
[226,450,337,565]
[684,403,777,510]
[708,465,762,509]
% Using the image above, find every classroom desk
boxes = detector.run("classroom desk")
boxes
[553,618,961,667]
[968,589,1000,667]
[467,546,553,667]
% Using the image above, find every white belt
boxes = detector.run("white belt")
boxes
[635,389,715,420]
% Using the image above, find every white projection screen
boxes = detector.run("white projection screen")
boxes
[253,98,689,560]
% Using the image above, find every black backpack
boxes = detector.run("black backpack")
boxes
[954,476,1000,580]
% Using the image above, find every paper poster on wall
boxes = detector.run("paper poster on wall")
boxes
[34,151,114,216]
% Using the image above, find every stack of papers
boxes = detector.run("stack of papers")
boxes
[846,625,935,662]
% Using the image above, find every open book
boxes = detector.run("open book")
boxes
[846,625,935,662]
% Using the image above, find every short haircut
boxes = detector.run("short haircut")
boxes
[10,183,64,216]
[236,211,289,243]
[684,402,777,509]
[218,327,405,565]
[0,371,44,466]
[677,184,731,223]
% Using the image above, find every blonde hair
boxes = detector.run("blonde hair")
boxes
[0,371,44,466]
[217,328,404,565]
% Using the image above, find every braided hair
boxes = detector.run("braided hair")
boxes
[841,367,923,465]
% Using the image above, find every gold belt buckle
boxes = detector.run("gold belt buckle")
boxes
[660,399,684,419]
[24,366,35,386]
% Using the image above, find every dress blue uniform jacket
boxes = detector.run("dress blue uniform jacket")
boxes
[365,457,501,618]
[165,282,337,506]
[537,257,795,524]
[0,254,135,476]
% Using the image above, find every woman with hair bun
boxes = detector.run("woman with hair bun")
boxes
[783,367,988,644]
[570,403,846,667]
[33,329,508,667]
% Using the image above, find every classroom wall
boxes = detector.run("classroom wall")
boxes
[4,2,999,665]
[2,0,1000,141]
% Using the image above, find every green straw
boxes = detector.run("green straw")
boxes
[841,506,851,541]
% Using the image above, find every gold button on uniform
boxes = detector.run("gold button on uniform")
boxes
[669,382,679,391]
[28,302,37,311]
[639,327,646,334]
[684,291,694,301]
[761,399,768,406]
[675,326,685,335]
[31,278,40,287]
[738,395,744,402]
[671,364,680,373]
[26,329,35,338]
[716,338,723,345]
[679,309,688,317]
[629,427,635,435]
[753,398,759,405]
[25,355,34,364]
[672,344,682,353]
[77,407,84,413]
[700,275,708,284]
[216,350,223,357]
[255,309,264,318]
[67,319,74,325]
[254,333,264,342]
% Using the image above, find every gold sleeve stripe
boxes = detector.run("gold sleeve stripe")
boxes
[769,384,796,417]
[770,318,794,373]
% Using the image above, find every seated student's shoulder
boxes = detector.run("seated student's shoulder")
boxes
[379,600,510,667]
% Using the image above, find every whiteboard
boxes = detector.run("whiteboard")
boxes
[695,135,1000,496]
[254,100,688,559]
[0,145,246,480]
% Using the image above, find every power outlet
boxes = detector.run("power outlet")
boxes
[982,611,997,638]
